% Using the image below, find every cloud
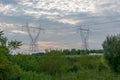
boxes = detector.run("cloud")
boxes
[1,0,120,17]
[56,18,80,25]
[31,0,96,13]
[94,0,120,15]
[11,30,27,35]
[23,10,59,19]
[17,0,97,20]
[38,41,69,49]
[0,0,19,16]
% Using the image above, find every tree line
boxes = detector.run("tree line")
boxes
[32,49,103,56]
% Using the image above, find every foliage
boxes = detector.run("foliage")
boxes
[0,54,21,80]
[44,49,103,55]
[0,53,119,80]
[20,71,52,80]
[0,30,22,54]
[67,55,108,72]
[0,30,22,80]
[0,31,7,47]
[39,50,68,75]
[102,35,120,73]
[10,54,39,72]
[1,51,120,80]
[0,46,9,56]
[8,40,22,50]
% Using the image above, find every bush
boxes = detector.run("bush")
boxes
[20,71,52,80]
[103,35,120,73]
[0,54,21,80]
[67,55,108,72]
[10,54,39,72]
[39,50,68,75]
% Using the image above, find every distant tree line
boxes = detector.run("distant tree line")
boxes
[32,49,103,56]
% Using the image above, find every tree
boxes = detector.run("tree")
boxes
[62,49,70,55]
[71,49,77,55]
[0,31,7,47]
[0,30,22,54]
[0,30,22,79]
[102,35,120,73]
[0,54,21,80]
[8,40,22,50]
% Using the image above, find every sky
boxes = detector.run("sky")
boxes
[0,0,120,53]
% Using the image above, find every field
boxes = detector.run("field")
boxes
[1,51,120,80]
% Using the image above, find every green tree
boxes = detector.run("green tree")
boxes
[0,52,21,80]
[102,35,120,73]
[8,40,22,50]
[62,49,70,55]
[8,40,22,54]
[0,30,22,79]
[0,30,22,54]
[0,31,7,47]
[71,49,77,55]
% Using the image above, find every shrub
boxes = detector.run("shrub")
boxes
[0,54,21,80]
[39,50,68,75]
[10,54,39,72]
[102,35,120,73]
[20,71,52,80]
[68,55,108,72]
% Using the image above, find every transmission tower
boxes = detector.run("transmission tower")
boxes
[23,23,44,53]
[78,26,90,51]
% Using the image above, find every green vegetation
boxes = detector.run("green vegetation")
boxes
[103,34,120,73]
[1,30,120,80]
[0,31,22,80]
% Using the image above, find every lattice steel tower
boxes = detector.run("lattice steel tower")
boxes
[25,23,44,53]
[78,26,90,51]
